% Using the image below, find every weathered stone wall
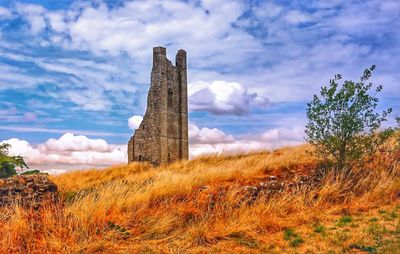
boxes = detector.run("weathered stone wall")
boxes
[128,47,188,165]
[0,174,59,208]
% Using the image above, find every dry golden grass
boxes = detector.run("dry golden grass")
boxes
[0,143,399,253]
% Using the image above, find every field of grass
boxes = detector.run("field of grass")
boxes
[0,143,399,253]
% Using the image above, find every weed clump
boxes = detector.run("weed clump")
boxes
[284,228,304,247]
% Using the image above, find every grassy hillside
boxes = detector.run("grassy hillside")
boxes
[0,144,399,253]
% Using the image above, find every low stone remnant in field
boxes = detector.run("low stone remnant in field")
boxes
[0,174,59,208]
[191,173,322,209]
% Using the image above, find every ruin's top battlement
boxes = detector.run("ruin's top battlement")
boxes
[153,46,166,56]
[152,46,186,69]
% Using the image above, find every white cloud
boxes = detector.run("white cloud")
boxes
[0,134,126,170]
[15,3,46,34]
[128,115,143,130]
[284,10,311,24]
[1,138,41,158]
[0,49,137,111]
[189,123,234,144]
[189,80,269,115]
[47,12,67,33]
[260,127,304,143]
[63,89,112,111]
[40,133,111,152]
[11,0,261,68]
[0,6,12,19]
[189,123,304,158]
[253,2,282,19]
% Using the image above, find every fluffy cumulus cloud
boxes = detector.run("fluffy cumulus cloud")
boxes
[189,123,304,158]
[2,138,41,159]
[40,133,111,152]
[0,133,126,172]
[189,81,269,115]
[128,115,143,130]
[189,123,234,144]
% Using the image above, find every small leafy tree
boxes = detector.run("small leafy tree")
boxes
[305,65,392,170]
[0,143,28,178]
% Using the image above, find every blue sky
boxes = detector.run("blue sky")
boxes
[0,0,399,172]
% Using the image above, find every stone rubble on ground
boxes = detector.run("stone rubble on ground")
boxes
[0,174,59,208]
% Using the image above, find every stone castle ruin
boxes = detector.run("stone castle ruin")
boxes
[128,47,188,165]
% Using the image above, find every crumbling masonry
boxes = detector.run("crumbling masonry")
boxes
[128,47,188,165]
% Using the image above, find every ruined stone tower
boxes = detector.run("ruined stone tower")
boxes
[127,46,188,165]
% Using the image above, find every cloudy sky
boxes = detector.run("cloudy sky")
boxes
[0,0,399,173]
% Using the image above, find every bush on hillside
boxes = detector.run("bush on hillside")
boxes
[305,65,392,170]
[0,143,28,179]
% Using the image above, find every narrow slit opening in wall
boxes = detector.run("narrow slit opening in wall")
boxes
[138,155,142,161]
[168,88,173,108]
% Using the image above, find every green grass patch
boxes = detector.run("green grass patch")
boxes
[369,217,379,222]
[283,228,304,247]
[314,224,326,234]
[337,215,353,227]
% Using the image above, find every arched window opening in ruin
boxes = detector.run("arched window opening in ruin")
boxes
[168,88,173,108]
[168,153,171,162]
[138,155,143,161]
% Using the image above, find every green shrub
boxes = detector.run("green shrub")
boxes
[305,65,392,170]
[0,143,28,178]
